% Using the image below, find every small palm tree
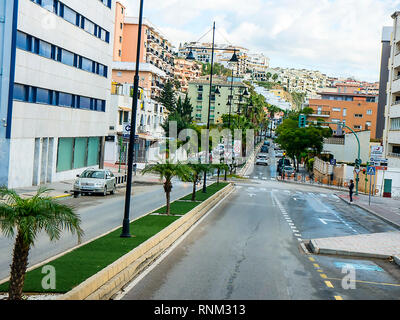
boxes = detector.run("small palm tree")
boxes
[188,164,212,201]
[142,161,193,216]
[0,187,84,300]
[212,163,229,183]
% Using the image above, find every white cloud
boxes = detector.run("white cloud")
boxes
[121,0,400,81]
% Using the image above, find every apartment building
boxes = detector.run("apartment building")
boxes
[112,2,174,100]
[178,42,249,76]
[383,12,400,167]
[0,0,114,188]
[104,82,166,164]
[308,91,378,139]
[173,57,201,93]
[246,53,270,74]
[187,76,248,125]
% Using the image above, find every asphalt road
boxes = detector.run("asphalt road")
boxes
[119,145,400,300]
[0,179,195,281]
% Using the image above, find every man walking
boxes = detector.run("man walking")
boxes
[349,179,354,203]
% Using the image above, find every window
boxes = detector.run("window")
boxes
[366,110,373,115]
[393,145,400,154]
[80,57,94,72]
[119,36,122,43]
[343,108,347,117]
[73,137,88,169]
[354,125,362,130]
[57,138,74,172]
[87,137,100,166]
[62,5,77,25]
[39,40,52,59]
[366,121,371,127]
[14,83,105,112]
[36,88,50,104]
[16,31,29,50]
[354,114,363,118]
[83,18,95,34]
[13,84,28,101]
[61,49,74,66]
[331,119,340,123]
[79,97,91,109]
[59,93,74,107]
[391,118,400,130]
[40,0,56,12]
[332,108,341,112]
[118,50,121,57]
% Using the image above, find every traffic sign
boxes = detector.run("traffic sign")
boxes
[354,168,361,174]
[366,166,376,176]
[330,159,336,166]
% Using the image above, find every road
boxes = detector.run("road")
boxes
[119,144,400,300]
[0,179,195,280]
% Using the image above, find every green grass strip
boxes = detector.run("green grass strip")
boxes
[0,215,179,293]
[0,182,229,294]
[180,182,229,202]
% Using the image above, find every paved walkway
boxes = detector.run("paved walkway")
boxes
[337,192,400,229]
[310,232,400,260]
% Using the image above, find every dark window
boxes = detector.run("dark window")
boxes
[39,40,52,59]
[61,49,74,66]
[59,92,73,107]
[79,97,91,109]
[36,88,50,104]
[393,146,400,154]
[13,84,28,101]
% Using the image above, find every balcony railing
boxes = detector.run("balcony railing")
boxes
[388,152,400,158]
[311,111,330,117]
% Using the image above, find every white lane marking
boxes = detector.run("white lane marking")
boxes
[319,218,341,225]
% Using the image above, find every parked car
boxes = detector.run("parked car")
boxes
[73,169,116,196]
[256,154,269,166]
[263,140,270,147]
[261,146,269,153]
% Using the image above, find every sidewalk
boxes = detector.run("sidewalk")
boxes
[337,192,400,229]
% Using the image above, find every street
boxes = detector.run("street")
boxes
[0,179,194,281]
[117,148,400,300]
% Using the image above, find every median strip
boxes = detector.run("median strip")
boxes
[0,182,231,299]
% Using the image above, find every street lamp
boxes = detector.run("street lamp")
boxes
[120,0,144,238]
[186,22,239,193]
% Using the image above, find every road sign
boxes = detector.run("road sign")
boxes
[367,166,376,176]
[123,122,131,138]
[354,168,361,174]
[330,159,336,166]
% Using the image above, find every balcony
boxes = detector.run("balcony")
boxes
[388,152,400,158]
[392,78,400,94]
[311,111,330,117]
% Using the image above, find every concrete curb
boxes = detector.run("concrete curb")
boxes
[337,196,400,230]
[60,183,234,300]
[309,239,391,259]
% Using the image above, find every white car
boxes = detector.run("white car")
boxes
[256,154,269,166]
[73,169,116,196]
[275,150,284,158]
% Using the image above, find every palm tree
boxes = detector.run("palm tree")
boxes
[0,187,84,300]
[142,161,193,215]
[212,163,229,183]
[188,163,211,201]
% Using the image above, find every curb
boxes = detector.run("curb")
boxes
[60,183,234,300]
[309,239,391,260]
[337,196,400,230]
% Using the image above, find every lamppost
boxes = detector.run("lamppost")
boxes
[186,22,239,193]
[120,0,144,238]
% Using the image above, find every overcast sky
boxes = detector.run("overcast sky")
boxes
[119,0,400,82]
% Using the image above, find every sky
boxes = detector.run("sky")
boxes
[119,0,400,82]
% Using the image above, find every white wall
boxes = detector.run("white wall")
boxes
[323,131,371,164]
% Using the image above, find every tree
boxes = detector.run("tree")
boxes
[212,163,229,183]
[141,161,193,216]
[272,73,279,82]
[157,80,176,113]
[0,187,84,300]
[201,62,232,77]
[266,72,272,82]
[188,163,212,201]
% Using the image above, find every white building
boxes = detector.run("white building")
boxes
[104,82,167,164]
[383,12,400,168]
[1,0,114,188]
[254,85,292,111]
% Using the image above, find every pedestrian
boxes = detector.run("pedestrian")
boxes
[349,179,354,203]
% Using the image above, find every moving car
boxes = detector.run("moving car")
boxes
[277,158,291,174]
[282,166,295,175]
[256,154,269,166]
[73,169,116,196]
[275,150,284,158]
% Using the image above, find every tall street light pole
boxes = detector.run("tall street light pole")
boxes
[121,0,144,238]
[202,22,216,193]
